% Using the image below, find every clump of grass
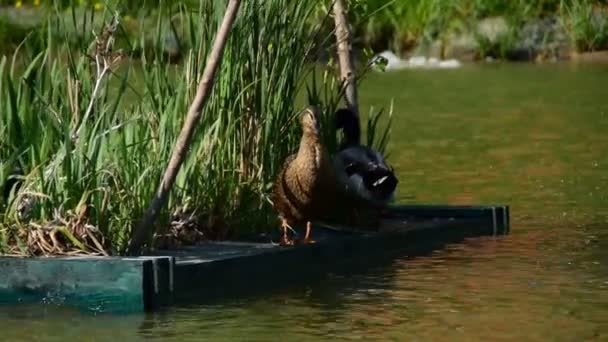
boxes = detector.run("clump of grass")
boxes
[475,24,521,59]
[560,0,608,52]
[338,0,607,57]
[0,0,393,255]
[345,0,459,54]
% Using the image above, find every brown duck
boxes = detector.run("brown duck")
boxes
[271,106,337,245]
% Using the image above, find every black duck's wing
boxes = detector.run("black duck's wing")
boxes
[336,148,364,175]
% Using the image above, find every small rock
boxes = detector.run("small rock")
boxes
[427,57,440,67]
[515,15,570,61]
[443,33,478,61]
[374,50,409,70]
[373,51,462,70]
[477,17,509,43]
[412,40,444,60]
[438,59,462,68]
[409,56,428,67]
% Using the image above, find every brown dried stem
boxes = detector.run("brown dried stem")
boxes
[332,0,359,118]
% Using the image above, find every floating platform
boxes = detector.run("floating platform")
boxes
[0,204,510,313]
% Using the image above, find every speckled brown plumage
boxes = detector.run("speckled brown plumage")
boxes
[271,106,337,245]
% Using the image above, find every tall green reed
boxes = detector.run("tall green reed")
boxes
[560,0,608,52]
[1,0,395,254]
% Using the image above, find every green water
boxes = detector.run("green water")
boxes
[1,63,607,341]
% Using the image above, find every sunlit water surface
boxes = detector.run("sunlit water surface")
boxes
[1,63,607,341]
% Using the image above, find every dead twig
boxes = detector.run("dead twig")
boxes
[74,14,123,141]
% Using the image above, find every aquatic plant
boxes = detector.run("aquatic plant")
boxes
[328,0,606,57]
[560,0,608,52]
[0,0,392,255]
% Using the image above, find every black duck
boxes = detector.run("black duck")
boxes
[333,108,398,207]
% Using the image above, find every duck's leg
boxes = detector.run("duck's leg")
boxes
[303,221,316,244]
[280,219,295,246]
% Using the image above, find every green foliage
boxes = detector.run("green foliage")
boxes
[469,0,561,18]
[560,0,608,51]
[1,0,391,254]
[0,17,31,53]
[333,0,607,55]
[475,25,521,59]
[3,0,607,61]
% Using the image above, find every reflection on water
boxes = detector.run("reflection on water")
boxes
[1,63,607,341]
